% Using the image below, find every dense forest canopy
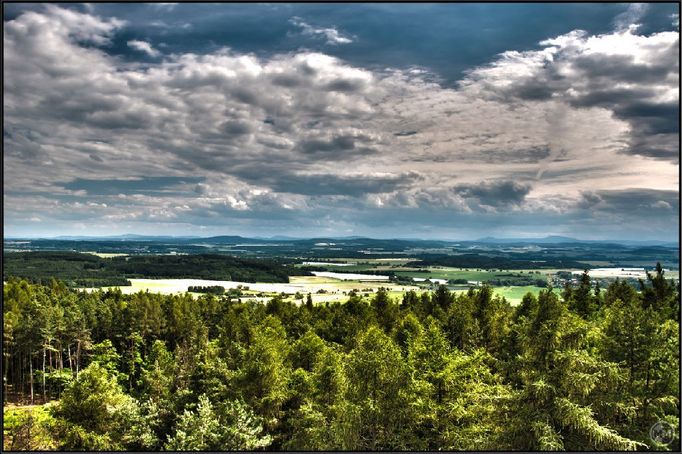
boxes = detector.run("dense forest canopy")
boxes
[3,252,299,286]
[2,265,680,451]
[406,254,590,269]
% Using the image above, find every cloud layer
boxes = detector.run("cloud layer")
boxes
[3,5,679,240]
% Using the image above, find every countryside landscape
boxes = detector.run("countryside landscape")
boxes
[3,2,680,452]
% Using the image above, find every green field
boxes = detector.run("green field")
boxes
[493,285,561,304]
[294,261,571,305]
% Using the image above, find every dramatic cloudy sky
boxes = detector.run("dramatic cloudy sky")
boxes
[3,3,680,240]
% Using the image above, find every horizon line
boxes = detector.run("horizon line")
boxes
[3,233,679,244]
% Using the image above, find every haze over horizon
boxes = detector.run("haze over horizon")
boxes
[3,3,680,241]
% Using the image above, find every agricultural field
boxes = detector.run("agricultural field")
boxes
[91,276,420,306]
[87,275,559,306]
[84,252,129,258]
[62,254,680,308]
[9,248,676,310]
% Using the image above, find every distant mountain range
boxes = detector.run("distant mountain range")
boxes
[5,234,677,247]
[475,235,578,244]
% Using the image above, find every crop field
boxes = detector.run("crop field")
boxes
[85,275,559,306]
[90,277,420,305]
[84,252,129,258]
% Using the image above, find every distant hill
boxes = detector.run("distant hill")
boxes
[5,234,677,248]
[52,234,201,241]
[475,235,579,244]
[474,235,678,247]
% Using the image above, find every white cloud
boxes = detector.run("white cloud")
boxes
[127,39,161,57]
[652,200,672,210]
[290,16,353,45]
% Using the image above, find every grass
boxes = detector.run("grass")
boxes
[493,286,561,304]
[3,402,57,451]
[444,285,559,306]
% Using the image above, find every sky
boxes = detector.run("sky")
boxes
[3,2,680,240]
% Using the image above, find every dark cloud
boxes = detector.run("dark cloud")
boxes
[298,132,377,158]
[572,52,676,85]
[324,78,366,92]
[510,82,557,101]
[454,180,532,207]
[578,188,679,215]
[614,101,679,135]
[271,73,303,88]
[3,127,47,160]
[220,120,253,136]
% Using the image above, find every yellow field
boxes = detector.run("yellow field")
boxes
[92,277,420,306]
[83,252,129,258]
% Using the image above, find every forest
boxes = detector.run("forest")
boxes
[3,252,298,287]
[2,265,680,451]
[407,254,590,270]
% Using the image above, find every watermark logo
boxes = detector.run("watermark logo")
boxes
[649,420,675,445]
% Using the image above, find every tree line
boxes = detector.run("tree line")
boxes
[187,286,226,295]
[3,252,306,287]
[2,264,679,451]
